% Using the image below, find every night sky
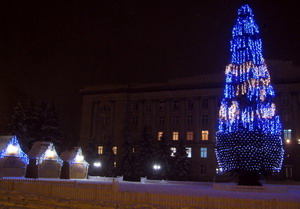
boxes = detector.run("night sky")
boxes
[0,0,299,145]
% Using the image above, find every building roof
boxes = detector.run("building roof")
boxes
[60,147,88,165]
[60,147,80,161]
[80,60,300,95]
[0,135,14,151]
[28,141,52,158]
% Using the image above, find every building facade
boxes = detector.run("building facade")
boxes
[79,60,300,181]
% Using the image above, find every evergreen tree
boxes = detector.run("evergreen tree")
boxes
[152,134,171,179]
[8,102,29,151]
[172,140,190,181]
[83,141,100,176]
[26,102,63,149]
[135,127,154,178]
[119,127,137,179]
[8,101,63,151]
[101,139,116,177]
[215,4,284,185]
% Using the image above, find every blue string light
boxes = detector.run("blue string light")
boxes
[0,136,29,165]
[216,4,284,174]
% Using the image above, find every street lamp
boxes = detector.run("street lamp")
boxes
[153,164,161,170]
[93,161,101,167]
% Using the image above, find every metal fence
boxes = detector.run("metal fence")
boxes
[0,178,299,209]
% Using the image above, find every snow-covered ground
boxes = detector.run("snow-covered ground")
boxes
[1,178,300,208]
[120,180,300,202]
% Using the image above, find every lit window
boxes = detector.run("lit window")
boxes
[112,146,117,155]
[170,147,176,157]
[201,130,209,141]
[284,129,292,144]
[98,146,103,154]
[172,131,179,141]
[186,147,192,158]
[200,147,207,158]
[187,131,193,140]
[157,131,164,140]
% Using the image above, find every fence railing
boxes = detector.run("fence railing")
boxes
[0,178,299,209]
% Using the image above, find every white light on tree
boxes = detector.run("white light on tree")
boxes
[93,161,101,167]
[6,144,19,155]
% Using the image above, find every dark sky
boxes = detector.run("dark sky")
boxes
[0,0,299,144]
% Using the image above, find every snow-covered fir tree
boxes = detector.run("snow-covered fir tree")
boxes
[135,127,154,178]
[152,133,171,179]
[119,127,137,179]
[171,140,190,181]
[8,102,29,151]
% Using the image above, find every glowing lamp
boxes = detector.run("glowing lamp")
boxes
[44,149,55,159]
[75,155,84,163]
[153,164,161,170]
[93,161,101,167]
[6,144,19,155]
[285,139,291,144]
[216,167,223,174]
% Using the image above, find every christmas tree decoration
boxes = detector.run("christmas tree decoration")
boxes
[215,4,284,179]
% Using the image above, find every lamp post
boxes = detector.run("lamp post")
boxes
[152,163,162,179]
[93,161,101,168]
[153,164,161,171]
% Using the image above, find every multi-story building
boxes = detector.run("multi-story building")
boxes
[79,60,300,181]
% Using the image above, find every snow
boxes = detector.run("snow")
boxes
[1,177,300,208]
[118,180,300,202]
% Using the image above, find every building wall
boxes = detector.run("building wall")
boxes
[79,63,300,181]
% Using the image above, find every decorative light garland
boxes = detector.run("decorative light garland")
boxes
[38,143,63,166]
[216,4,284,174]
[70,148,89,166]
[0,136,29,165]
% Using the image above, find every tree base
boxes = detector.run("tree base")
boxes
[237,172,262,186]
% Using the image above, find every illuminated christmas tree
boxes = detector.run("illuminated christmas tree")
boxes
[215,4,284,184]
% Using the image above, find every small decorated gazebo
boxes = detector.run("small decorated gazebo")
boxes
[60,147,89,179]
[0,135,29,177]
[26,141,63,178]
